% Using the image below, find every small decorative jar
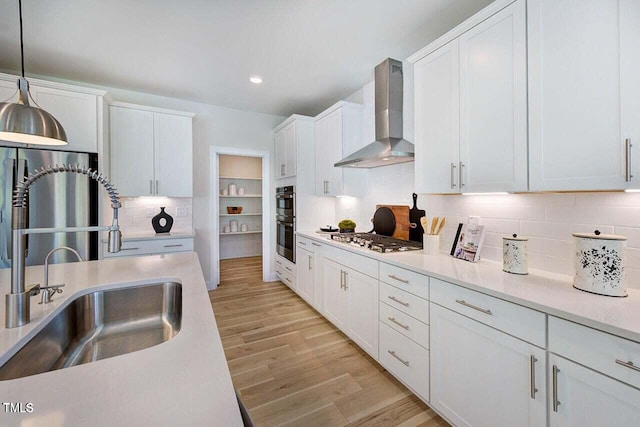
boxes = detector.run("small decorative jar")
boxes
[228,183,237,196]
[503,234,528,275]
[573,230,627,297]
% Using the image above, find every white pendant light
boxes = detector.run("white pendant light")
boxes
[0,0,67,146]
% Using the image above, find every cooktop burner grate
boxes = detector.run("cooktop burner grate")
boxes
[330,232,423,253]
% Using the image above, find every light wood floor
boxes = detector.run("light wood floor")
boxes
[209,256,449,427]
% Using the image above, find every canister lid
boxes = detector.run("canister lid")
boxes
[503,233,528,241]
[572,229,626,241]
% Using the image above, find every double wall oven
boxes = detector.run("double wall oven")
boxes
[276,186,295,263]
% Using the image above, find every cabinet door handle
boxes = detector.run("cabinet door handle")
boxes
[552,365,561,412]
[308,255,312,271]
[388,295,409,307]
[450,162,457,189]
[156,180,159,194]
[455,299,492,315]
[343,271,348,290]
[150,180,153,195]
[340,270,344,289]
[281,164,285,176]
[615,359,640,372]
[388,274,409,284]
[459,162,465,188]
[388,317,409,330]
[163,244,183,248]
[323,180,328,194]
[388,350,410,366]
[312,242,321,247]
[626,138,633,182]
[530,355,538,399]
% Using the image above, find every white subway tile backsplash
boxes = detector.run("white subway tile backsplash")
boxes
[614,227,640,248]
[118,197,193,234]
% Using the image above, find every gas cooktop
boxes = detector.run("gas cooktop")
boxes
[330,233,423,253]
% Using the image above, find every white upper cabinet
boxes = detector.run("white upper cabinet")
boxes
[0,74,104,153]
[314,101,362,197]
[154,112,193,197]
[274,122,296,179]
[528,0,639,191]
[412,0,527,194]
[31,86,99,153]
[459,0,527,192]
[414,40,460,194]
[110,103,194,197]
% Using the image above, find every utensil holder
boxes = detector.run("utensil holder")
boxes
[424,234,440,255]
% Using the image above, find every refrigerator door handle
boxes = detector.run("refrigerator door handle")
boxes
[1,158,15,262]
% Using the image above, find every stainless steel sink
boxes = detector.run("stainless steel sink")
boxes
[0,281,182,380]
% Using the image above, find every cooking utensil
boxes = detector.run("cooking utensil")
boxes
[370,207,396,236]
[436,217,446,235]
[375,205,410,239]
[421,217,428,234]
[430,216,439,235]
[409,193,426,242]
[320,226,338,233]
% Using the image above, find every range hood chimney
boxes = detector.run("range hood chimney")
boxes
[335,58,414,168]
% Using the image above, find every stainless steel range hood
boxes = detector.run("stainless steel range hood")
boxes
[335,58,414,168]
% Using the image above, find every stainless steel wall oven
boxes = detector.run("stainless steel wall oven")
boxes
[276,186,295,263]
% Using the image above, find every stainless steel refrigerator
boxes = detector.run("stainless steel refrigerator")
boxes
[0,147,98,268]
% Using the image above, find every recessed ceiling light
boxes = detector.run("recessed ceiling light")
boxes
[249,76,262,84]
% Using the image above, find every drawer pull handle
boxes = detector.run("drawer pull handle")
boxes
[298,241,307,245]
[530,355,538,399]
[276,260,282,265]
[388,274,409,284]
[615,359,640,372]
[285,266,292,272]
[552,365,561,412]
[388,317,409,330]
[388,350,410,366]
[455,299,492,315]
[312,242,321,247]
[284,277,291,284]
[121,247,140,251]
[388,296,409,307]
[276,269,282,275]
[163,244,184,248]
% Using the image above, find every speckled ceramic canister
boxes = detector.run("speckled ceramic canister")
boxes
[573,231,627,297]
[503,234,528,275]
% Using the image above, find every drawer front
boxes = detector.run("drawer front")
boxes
[276,266,296,290]
[380,262,429,300]
[379,322,430,402]
[380,282,429,324]
[147,238,194,254]
[323,244,378,279]
[430,278,546,347]
[296,236,314,250]
[549,316,640,389]
[276,253,296,277]
[380,302,429,349]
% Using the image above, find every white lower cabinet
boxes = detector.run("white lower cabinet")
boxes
[103,236,194,258]
[379,322,430,402]
[295,246,315,306]
[275,253,296,291]
[321,254,378,358]
[430,303,547,427]
[548,353,640,427]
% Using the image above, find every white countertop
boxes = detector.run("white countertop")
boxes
[0,253,242,427]
[298,230,640,344]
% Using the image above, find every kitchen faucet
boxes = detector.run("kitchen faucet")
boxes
[5,164,122,328]
[39,246,84,304]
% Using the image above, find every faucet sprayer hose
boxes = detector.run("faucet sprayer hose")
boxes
[12,164,120,209]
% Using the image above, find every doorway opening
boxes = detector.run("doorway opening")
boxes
[210,147,271,288]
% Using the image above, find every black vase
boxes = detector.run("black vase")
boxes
[152,207,174,234]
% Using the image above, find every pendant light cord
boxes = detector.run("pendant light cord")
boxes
[18,0,25,78]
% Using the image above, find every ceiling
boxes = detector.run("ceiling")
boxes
[0,0,493,117]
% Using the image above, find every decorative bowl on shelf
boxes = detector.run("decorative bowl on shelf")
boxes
[227,206,243,214]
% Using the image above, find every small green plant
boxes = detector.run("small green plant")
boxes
[338,219,356,230]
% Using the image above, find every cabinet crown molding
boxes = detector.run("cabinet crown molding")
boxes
[109,101,195,118]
